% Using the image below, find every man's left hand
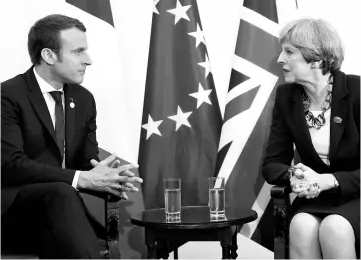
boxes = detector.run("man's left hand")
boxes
[90,156,143,200]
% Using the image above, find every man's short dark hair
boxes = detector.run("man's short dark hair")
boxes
[28,14,86,65]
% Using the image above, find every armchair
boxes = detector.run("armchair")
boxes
[271,185,292,259]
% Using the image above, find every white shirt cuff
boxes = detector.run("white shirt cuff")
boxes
[72,170,81,190]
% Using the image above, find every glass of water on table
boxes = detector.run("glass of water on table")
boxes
[208,177,225,220]
[164,178,181,219]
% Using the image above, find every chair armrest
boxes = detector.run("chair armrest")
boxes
[271,185,291,198]
[270,185,292,259]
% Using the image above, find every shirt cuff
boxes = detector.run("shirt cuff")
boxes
[72,170,81,190]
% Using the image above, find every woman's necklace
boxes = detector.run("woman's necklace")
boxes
[303,76,333,130]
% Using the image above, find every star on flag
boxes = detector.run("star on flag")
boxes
[153,0,160,14]
[188,23,206,48]
[198,53,211,78]
[167,0,191,25]
[168,106,192,131]
[189,83,212,109]
[142,115,163,139]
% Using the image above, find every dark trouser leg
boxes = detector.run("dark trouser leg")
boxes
[1,182,101,259]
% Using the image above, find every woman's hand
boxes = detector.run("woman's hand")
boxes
[290,168,307,198]
[293,163,336,194]
[290,163,322,199]
[292,181,321,199]
[293,163,321,184]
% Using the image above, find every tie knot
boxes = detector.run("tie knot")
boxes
[49,91,63,104]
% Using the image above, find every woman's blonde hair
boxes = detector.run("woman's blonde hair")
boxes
[279,18,344,74]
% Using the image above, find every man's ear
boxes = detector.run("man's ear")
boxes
[40,48,57,65]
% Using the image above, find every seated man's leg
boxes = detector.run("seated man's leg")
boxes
[2,182,101,259]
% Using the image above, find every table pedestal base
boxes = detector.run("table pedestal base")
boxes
[145,226,238,259]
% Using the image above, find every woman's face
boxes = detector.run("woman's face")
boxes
[277,43,312,84]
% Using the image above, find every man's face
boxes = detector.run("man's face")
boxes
[52,28,92,85]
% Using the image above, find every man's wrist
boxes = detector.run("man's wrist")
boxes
[72,170,81,190]
[76,171,90,190]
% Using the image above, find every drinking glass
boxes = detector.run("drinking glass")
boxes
[208,177,225,218]
[164,178,181,219]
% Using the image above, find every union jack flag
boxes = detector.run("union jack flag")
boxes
[215,0,285,251]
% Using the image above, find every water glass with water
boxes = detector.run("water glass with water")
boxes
[164,178,181,219]
[208,177,225,218]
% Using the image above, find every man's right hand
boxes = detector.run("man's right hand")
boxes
[77,154,143,198]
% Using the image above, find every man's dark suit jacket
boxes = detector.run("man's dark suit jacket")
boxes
[263,70,360,202]
[1,67,100,214]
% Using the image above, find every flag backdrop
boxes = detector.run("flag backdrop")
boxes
[1,0,357,258]
[216,0,285,251]
[138,0,222,210]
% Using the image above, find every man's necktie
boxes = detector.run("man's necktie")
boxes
[49,91,65,161]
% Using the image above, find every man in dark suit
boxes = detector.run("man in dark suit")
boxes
[1,14,143,258]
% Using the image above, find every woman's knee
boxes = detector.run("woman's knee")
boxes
[290,213,321,239]
[289,213,322,258]
[319,214,355,243]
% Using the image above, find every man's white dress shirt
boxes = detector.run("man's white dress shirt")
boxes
[33,68,80,189]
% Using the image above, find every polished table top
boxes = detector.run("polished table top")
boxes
[130,206,257,229]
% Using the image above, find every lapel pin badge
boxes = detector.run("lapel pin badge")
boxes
[70,98,75,108]
[333,116,342,124]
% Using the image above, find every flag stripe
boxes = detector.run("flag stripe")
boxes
[239,6,279,38]
[215,142,231,174]
[240,182,272,238]
[219,55,279,153]
[66,0,114,26]
[235,20,280,76]
[250,196,275,251]
[223,85,260,123]
[224,86,276,200]
[243,0,278,23]
[226,77,260,104]
[228,69,250,91]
